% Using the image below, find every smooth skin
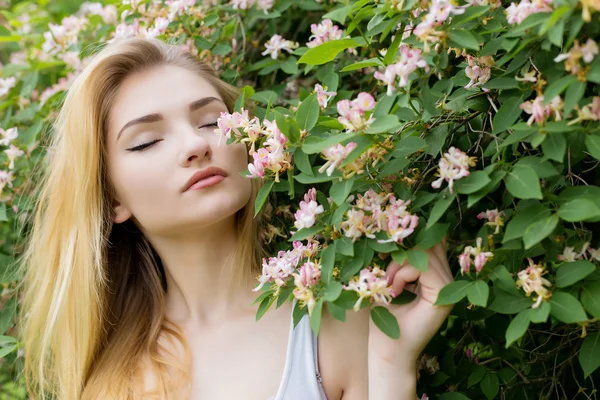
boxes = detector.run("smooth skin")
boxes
[106,64,452,399]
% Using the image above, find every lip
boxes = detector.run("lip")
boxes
[182,166,228,192]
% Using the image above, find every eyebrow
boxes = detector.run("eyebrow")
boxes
[116,96,225,142]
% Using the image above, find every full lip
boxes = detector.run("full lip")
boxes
[182,166,228,192]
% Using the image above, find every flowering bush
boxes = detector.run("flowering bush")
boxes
[1,0,600,398]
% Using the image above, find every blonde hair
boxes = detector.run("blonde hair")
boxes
[16,36,265,400]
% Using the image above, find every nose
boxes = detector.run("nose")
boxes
[178,124,212,167]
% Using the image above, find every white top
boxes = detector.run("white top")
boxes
[269,302,328,400]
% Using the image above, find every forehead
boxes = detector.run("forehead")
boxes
[107,64,224,136]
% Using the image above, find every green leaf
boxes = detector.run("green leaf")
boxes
[582,281,600,319]
[579,333,600,378]
[309,298,324,335]
[558,198,600,222]
[302,132,361,154]
[0,203,7,222]
[234,85,255,113]
[426,193,456,229]
[448,5,492,27]
[488,287,533,314]
[435,281,474,305]
[585,134,600,160]
[555,261,596,288]
[564,80,586,117]
[254,180,274,216]
[492,96,523,134]
[415,223,449,250]
[256,295,276,321]
[324,280,343,302]
[329,179,355,206]
[289,222,325,241]
[468,365,486,387]
[294,148,313,176]
[468,280,490,307]
[515,156,558,178]
[320,244,337,283]
[504,203,551,242]
[393,136,427,157]
[296,93,320,132]
[543,75,577,104]
[340,58,383,72]
[371,306,400,339]
[549,291,589,323]
[505,165,543,200]
[298,39,359,65]
[384,31,403,65]
[454,171,492,194]
[541,132,566,162]
[325,301,347,322]
[379,157,409,177]
[523,214,559,249]
[365,114,402,134]
[530,301,551,323]
[481,372,500,400]
[0,344,17,358]
[407,249,429,271]
[505,308,531,348]
[448,29,481,50]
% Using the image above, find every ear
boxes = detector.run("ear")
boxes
[112,198,132,224]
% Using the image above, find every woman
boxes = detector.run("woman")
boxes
[17,36,453,399]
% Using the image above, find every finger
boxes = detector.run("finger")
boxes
[391,264,421,297]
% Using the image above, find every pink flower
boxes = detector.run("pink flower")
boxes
[336,93,376,132]
[306,19,344,48]
[314,83,337,109]
[297,260,321,287]
[431,147,477,193]
[343,266,395,311]
[0,169,15,195]
[464,55,492,90]
[557,242,590,262]
[0,77,17,97]
[0,127,18,147]
[4,144,24,170]
[318,142,357,176]
[520,95,563,126]
[516,258,552,308]
[294,188,325,230]
[477,209,505,234]
[374,45,429,95]
[506,0,553,24]
[262,34,299,59]
[459,237,493,275]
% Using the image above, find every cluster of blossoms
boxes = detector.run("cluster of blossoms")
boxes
[579,0,600,21]
[337,92,377,132]
[458,237,494,275]
[569,96,600,125]
[516,258,552,308]
[416,353,440,380]
[42,15,89,55]
[557,242,600,262]
[0,77,16,98]
[519,95,564,126]
[341,189,419,244]
[214,108,292,182]
[505,0,553,24]
[320,136,393,179]
[464,55,493,91]
[343,266,396,312]
[293,188,325,231]
[431,147,477,193]
[318,142,358,176]
[229,0,274,14]
[253,239,320,293]
[374,44,429,96]
[411,0,467,52]
[78,2,118,24]
[292,259,322,314]
[554,38,598,76]
[477,209,505,234]
[262,34,300,59]
[0,127,22,200]
[306,19,344,48]
[314,83,337,109]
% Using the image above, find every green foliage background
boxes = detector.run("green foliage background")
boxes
[1,0,599,398]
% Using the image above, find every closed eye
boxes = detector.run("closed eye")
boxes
[126,122,219,152]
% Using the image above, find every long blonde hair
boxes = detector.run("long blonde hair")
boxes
[16,36,264,400]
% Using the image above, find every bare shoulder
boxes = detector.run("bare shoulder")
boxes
[318,305,369,400]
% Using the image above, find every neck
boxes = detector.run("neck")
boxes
[141,216,259,328]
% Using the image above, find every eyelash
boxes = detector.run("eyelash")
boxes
[127,122,219,152]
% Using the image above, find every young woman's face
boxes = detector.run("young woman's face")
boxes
[105,64,252,236]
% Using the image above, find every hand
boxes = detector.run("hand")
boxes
[368,238,455,366]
